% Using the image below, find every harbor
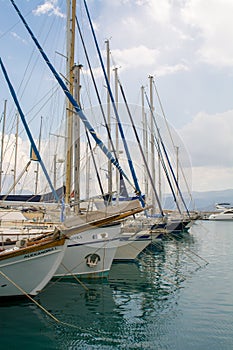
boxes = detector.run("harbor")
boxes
[0,1,233,349]
[1,220,233,349]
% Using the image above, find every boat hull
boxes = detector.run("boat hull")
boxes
[0,237,66,297]
[54,224,120,278]
[114,230,151,261]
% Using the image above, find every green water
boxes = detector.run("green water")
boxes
[1,221,233,349]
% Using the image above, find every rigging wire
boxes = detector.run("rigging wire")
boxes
[83,0,144,205]
[118,79,164,216]
[9,0,136,194]
[152,80,194,205]
[145,91,190,216]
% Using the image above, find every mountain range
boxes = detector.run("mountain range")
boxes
[164,189,233,212]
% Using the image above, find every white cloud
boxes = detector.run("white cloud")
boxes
[33,0,65,18]
[2,0,233,194]
[178,110,233,191]
[110,45,160,70]
[11,32,27,45]
[179,110,233,167]
[181,0,233,66]
[155,63,189,77]
[147,0,171,24]
[191,166,233,192]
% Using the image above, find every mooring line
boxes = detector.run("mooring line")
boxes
[0,269,86,329]
[172,232,209,265]
[59,263,89,291]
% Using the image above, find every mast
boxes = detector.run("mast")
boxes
[153,79,192,212]
[145,91,189,215]
[141,86,148,199]
[0,58,59,202]
[10,0,135,192]
[73,64,82,212]
[149,76,156,213]
[35,116,42,194]
[85,143,90,200]
[0,100,7,193]
[65,0,76,204]
[176,146,179,197]
[53,154,57,190]
[13,112,19,194]
[106,39,112,200]
[118,80,164,216]
[114,66,119,200]
[83,2,143,205]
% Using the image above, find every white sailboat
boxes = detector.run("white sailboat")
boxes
[0,58,70,298]
[114,226,151,261]
[5,1,156,279]
[55,223,120,278]
[0,230,67,297]
[56,199,147,277]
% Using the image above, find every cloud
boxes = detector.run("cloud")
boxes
[110,45,160,70]
[91,0,233,73]
[11,32,27,45]
[146,0,172,24]
[155,63,189,77]
[191,166,233,192]
[33,0,65,18]
[178,109,233,168]
[181,0,233,67]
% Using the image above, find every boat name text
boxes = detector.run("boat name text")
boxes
[24,247,57,258]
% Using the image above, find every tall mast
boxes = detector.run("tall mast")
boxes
[0,58,59,201]
[0,100,7,193]
[13,112,19,194]
[176,146,179,197]
[106,39,112,199]
[85,143,90,200]
[35,116,42,194]
[141,86,148,199]
[149,76,156,213]
[113,66,119,200]
[10,0,134,193]
[65,0,76,204]
[73,64,82,212]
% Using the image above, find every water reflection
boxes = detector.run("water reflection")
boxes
[34,232,202,348]
[0,228,209,349]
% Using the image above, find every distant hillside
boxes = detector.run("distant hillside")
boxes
[163,189,233,211]
[191,189,233,211]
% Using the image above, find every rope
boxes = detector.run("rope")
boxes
[58,263,89,291]
[166,232,209,266]
[0,269,82,330]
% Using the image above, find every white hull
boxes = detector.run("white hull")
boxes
[209,215,233,221]
[114,230,151,261]
[209,209,233,221]
[55,224,121,278]
[0,237,66,297]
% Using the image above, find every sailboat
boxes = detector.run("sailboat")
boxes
[0,55,69,297]
[114,218,152,261]
[141,78,194,235]
[55,199,146,276]
[0,230,66,297]
[6,1,155,278]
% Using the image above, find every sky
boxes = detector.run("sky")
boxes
[0,0,232,196]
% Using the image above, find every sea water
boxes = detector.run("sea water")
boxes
[1,220,233,349]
